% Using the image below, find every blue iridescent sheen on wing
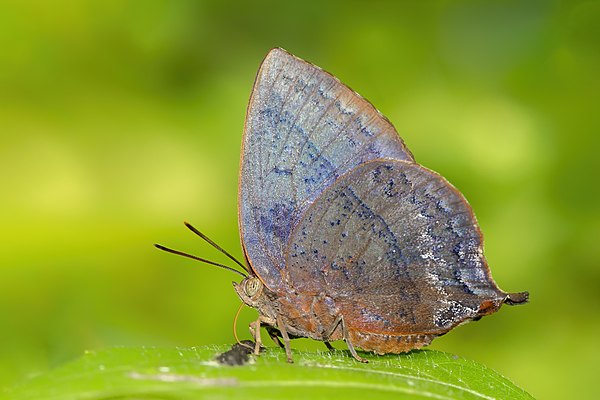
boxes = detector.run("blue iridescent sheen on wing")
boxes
[239,49,414,290]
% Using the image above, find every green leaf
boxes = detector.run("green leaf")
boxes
[3,346,533,400]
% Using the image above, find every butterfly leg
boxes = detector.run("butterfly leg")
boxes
[265,325,286,349]
[324,341,336,352]
[249,318,262,356]
[275,315,294,363]
[324,315,368,363]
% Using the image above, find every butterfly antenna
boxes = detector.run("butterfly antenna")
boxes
[184,222,249,273]
[154,244,248,278]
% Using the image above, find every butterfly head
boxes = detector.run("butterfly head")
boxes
[233,276,264,308]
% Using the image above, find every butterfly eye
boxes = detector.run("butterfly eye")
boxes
[244,277,263,298]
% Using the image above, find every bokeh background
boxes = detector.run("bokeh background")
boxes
[1,0,598,398]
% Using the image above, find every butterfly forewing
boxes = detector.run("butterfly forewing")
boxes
[240,48,414,290]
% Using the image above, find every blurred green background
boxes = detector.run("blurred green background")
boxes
[0,0,598,398]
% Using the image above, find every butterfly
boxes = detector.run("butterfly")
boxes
[157,48,528,363]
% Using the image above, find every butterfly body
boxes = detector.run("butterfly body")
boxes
[231,48,528,362]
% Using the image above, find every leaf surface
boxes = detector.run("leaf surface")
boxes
[3,346,533,400]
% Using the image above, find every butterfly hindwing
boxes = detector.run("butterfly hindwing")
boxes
[286,159,507,334]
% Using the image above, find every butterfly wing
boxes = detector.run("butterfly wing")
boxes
[239,48,414,290]
[286,159,508,336]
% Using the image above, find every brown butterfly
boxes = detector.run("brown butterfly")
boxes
[157,48,528,363]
